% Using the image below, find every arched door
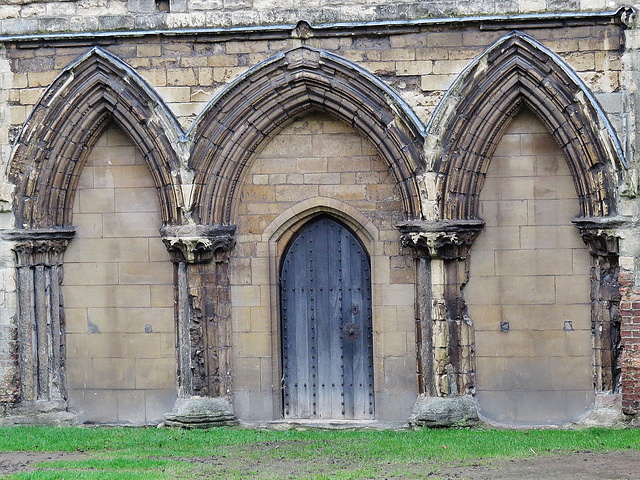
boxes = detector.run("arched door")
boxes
[281,216,374,419]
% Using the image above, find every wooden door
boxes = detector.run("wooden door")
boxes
[281,217,374,419]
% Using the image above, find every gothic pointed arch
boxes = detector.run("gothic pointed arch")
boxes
[190,46,426,225]
[428,31,625,220]
[9,47,184,229]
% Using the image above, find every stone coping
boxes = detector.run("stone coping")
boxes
[0,7,631,44]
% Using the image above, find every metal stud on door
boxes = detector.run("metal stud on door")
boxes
[281,216,374,419]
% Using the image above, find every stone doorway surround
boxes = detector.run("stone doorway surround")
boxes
[255,196,405,422]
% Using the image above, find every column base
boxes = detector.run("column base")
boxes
[408,395,479,428]
[576,393,634,427]
[164,396,239,428]
[0,400,75,426]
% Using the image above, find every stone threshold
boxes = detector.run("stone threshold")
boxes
[244,419,409,430]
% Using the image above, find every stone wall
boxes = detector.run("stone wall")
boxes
[0,6,638,426]
[0,47,18,409]
[62,124,176,424]
[0,21,626,142]
[466,109,593,425]
[0,21,625,133]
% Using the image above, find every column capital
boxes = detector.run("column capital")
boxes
[572,216,624,258]
[4,228,76,266]
[397,219,485,260]
[160,224,236,264]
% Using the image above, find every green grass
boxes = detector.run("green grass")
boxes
[0,426,639,479]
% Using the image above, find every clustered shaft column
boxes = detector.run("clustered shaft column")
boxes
[573,218,623,398]
[7,228,75,417]
[398,220,483,427]
[161,224,238,427]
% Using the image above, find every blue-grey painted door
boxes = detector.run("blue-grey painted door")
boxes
[281,216,374,419]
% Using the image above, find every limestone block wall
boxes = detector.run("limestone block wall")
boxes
[230,112,417,422]
[0,47,18,408]
[465,109,593,425]
[0,10,637,425]
[62,125,175,424]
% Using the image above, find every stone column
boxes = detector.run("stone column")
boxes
[5,228,75,423]
[398,220,483,427]
[573,217,626,419]
[161,224,239,427]
[574,218,622,393]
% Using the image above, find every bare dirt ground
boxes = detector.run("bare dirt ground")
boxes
[1,450,640,479]
[0,451,87,475]
[435,451,640,479]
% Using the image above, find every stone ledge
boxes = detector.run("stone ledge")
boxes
[408,395,479,428]
[164,396,239,428]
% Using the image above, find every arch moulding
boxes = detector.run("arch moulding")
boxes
[190,46,427,226]
[9,46,183,230]
[428,31,624,221]
[264,197,377,252]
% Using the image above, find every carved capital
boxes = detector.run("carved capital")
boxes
[572,217,623,258]
[4,228,76,267]
[397,220,485,260]
[161,224,236,264]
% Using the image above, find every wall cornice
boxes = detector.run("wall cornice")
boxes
[0,8,632,46]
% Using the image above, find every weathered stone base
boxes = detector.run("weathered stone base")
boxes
[575,393,631,427]
[408,395,479,428]
[164,396,239,428]
[0,401,75,426]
